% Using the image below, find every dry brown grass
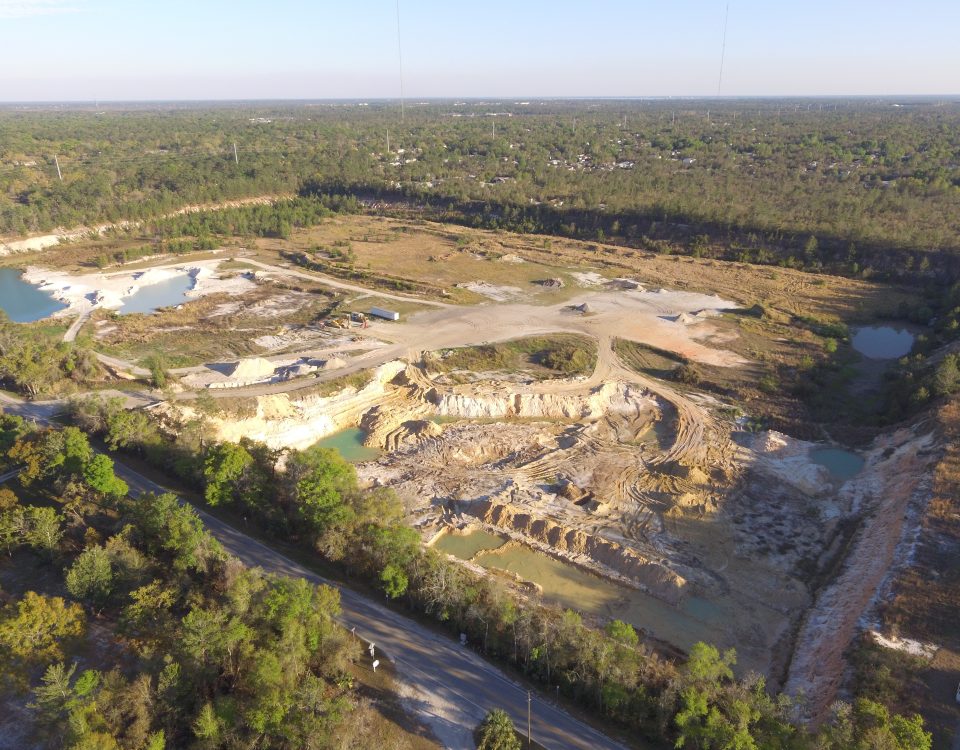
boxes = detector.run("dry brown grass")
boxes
[262,214,914,321]
[254,216,594,306]
[885,398,960,645]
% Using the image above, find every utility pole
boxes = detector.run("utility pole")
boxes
[54,155,62,182]
[396,0,405,123]
[527,691,532,748]
[233,143,239,165]
[386,130,391,153]
[492,119,496,139]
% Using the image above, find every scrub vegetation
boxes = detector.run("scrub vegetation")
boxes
[433,335,597,379]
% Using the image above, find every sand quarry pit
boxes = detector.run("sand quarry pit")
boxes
[156,281,810,678]
[150,271,932,705]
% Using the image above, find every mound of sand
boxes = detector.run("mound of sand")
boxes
[229,357,277,381]
[321,357,347,370]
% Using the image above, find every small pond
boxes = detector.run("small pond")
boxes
[851,326,914,360]
[434,529,508,559]
[0,267,67,322]
[810,447,865,481]
[312,427,382,463]
[118,275,194,315]
[439,530,730,658]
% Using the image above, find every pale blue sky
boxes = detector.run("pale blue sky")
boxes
[1,0,957,100]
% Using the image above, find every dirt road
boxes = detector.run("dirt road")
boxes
[241,258,453,308]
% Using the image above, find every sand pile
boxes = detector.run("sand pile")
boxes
[228,357,277,381]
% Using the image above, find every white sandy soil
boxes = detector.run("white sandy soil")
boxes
[23,260,256,316]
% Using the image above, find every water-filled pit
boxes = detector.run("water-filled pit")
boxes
[810,447,865,481]
[0,268,67,322]
[312,427,382,463]
[434,528,759,669]
[118,274,195,315]
[851,326,914,360]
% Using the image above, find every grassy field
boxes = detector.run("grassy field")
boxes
[432,334,598,380]
[254,215,593,306]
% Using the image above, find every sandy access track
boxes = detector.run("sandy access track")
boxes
[367,286,745,367]
[783,427,939,721]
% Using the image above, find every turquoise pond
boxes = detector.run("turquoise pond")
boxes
[851,326,914,359]
[0,267,67,322]
[810,447,865,481]
[312,428,381,462]
[118,275,195,315]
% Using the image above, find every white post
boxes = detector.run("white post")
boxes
[233,143,239,165]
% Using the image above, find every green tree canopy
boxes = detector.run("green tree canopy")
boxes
[65,545,114,608]
[476,708,521,750]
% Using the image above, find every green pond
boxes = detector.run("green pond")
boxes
[810,447,864,481]
[0,267,67,322]
[438,529,727,656]
[434,529,509,558]
[312,428,381,462]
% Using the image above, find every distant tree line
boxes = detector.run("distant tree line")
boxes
[2,102,958,284]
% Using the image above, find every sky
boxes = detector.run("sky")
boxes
[1,0,958,101]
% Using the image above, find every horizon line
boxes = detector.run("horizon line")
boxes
[1,94,959,106]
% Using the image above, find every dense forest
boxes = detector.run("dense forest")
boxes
[0,418,393,749]
[2,100,959,280]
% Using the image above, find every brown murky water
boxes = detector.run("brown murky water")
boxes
[434,530,759,668]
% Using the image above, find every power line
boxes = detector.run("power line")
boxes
[717,2,730,95]
[396,0,406,123]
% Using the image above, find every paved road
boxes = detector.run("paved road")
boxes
[0,394,628,750]
[117,466,627,750]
